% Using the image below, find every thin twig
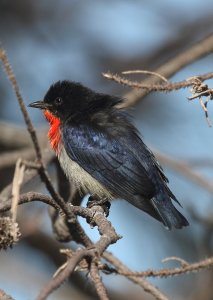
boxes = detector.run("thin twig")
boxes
[0,151,53,203]
[0,47,67,214]
[90,261,109,300]
[115,256,213,278]
[103,71,213,92]
[162,256,189,267]
[11,159,25,222]
[36,204,120,300]
[187,77,213,127]
[36,249,90,300]
[0,192,61,212]
[120,34,213,107]
[122,70,168,82]
[103,252,169,300]
[0,48,42,160]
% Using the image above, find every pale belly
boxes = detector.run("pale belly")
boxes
[58,146,113,199]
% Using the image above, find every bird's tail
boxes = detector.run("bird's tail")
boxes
[150,194,189,230]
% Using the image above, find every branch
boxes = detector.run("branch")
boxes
[0,192,61,212]
[0,48,42,160]
[36,204,120,300]
[36,249,91,300]
[103,71,213,92]
[0,47,67,214]
[10,159,25,221]
[109,34,213,107]
[103,252,169,300]
[115,256,213,278]
[90,261,109,300]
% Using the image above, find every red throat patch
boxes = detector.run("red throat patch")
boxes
[44,110,61,153]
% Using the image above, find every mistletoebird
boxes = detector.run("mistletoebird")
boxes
[29,80,189,230]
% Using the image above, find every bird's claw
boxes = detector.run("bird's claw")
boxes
[87,196,111,217]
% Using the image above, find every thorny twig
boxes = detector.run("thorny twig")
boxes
[122,34,213,107]
[104,71,213,127]
[103,70,213,92]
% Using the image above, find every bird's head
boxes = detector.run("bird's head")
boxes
[29,80,123,123]
[29,80,94,121]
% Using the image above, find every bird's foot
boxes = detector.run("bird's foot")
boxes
[87,196,111,217]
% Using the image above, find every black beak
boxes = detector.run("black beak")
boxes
[28,101,51,110]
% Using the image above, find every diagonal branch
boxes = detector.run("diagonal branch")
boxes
[0,48,42,160]
[113,34,213,107]
[0,47,67,214]
[36,249,90,300]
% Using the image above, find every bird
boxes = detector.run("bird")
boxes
[29,80,189,230]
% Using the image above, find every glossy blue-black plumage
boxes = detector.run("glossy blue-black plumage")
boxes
[62,123,155,198]
[44,80,189,229]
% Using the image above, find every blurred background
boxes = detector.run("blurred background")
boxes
[0,1,213,299]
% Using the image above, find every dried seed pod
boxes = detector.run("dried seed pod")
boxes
[0,217,21,250]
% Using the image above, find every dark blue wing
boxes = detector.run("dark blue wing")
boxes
[62,123,155,199]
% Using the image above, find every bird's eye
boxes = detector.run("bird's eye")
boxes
[54,97,63,106]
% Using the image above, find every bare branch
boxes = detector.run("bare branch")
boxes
[104,252,169,300]
[0,150,53,203]
[36,204,120,299]
[118,34,213,107]
[11,159,25,221]
[115,256,213,278]
[0,48,42,160]
[90,261,109,300]
[103,71,213,92]
[0,192,61,212]
[36,249,90,300]
[0,47,67,214]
